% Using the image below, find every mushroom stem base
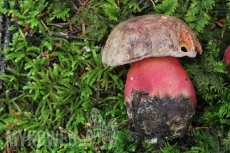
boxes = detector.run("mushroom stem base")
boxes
[127,90,195,146]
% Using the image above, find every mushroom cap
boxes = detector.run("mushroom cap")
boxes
[102,14,202,66]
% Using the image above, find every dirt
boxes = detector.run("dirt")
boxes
[127,90,195,146]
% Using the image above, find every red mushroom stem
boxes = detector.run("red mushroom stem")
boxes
[124,56,196,144]
[124,56,196,106]
[223,46,230,71]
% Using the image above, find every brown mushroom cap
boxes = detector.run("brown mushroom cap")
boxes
[102,14,202,66]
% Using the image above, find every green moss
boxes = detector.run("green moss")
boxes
[0,0,230,152]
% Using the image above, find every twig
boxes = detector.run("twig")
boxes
[78,0,89,6]
[59,126,74,135]
[150,0,155,7]
[22,8,29,15]
[192,126,209,130]
[78,0,89,33]
[6,131,13,153]
[47,23,69,28]
[69,29,82,35]
[71,1,79,11]
[40,19,50,33]
[0,1,11,88]
[52,33,97,41]
[81,22,86,32]
[117,0,120,7]
[36,11,48,18]
[18,26,25,39]
[67,18,73,32]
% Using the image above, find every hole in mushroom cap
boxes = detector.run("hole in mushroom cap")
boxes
[179,41,189,52]
[181,47,187,52]
[179,29,194,52]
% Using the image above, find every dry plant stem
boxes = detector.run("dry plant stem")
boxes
[41,19,50,33]
[59,126,74,135]
[6,131,13,153]
[215,20,224,27]
[71,1,79,11]
[78,0,89,32]
[67,18,73,32]
[52,33,97,41]
[82,23,86,32]
[78,0,89,6]
[150,0,155,7]
[36,11,48,18]
[22,8,29,15]
[18,27,25,39]
[48,23,69,28]
[192,126,209,130]
[24,20,30,33]
[69,29,82,35]
[117,0,120,6]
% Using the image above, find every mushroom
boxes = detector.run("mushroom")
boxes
[102,14,202,145]
[223,46,230,71]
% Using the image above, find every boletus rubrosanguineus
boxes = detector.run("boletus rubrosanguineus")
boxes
[102,14,202,145]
